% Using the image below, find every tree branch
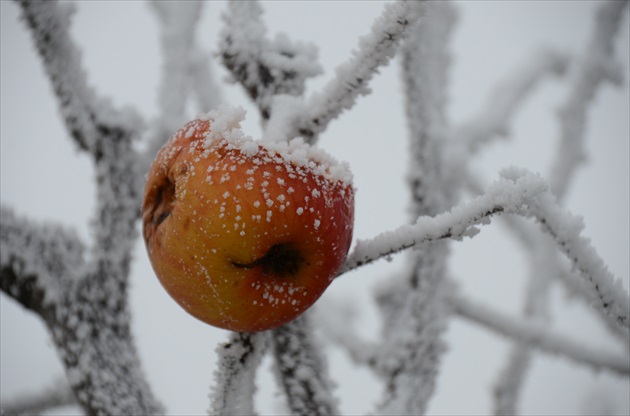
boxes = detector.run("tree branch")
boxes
[451,293,630,376]
[493,346,532,416]
[9,2,164,413]
[375,2,457,414]
[17,0,145,285]
[550,0,628,199]
[491,2,629,402]
[143,0,205,169]
[209,332,269,416]
[0,205,84,320]
[283,0,428,144]
[16,0,144,160]
[450,48,569,153]
[271,314,339,416]
[0,378,76,416]
[339,170,630,333]
[219,0,321,121]
[190,44,224,114]
[492,238,555,415]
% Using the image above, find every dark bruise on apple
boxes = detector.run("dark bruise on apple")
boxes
[230,243,306,278]
[142,115,354,332]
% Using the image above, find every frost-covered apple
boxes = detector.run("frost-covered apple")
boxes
[142,106,354,332]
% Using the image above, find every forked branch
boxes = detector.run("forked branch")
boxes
[219,0,321,121]
[261,0,429,144]
[339,170,630,333]
[0,206,84,320]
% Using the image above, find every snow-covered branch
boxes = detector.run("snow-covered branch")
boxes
[451,48,569,153]
[271,315,339,416]
[18,0,144,285]
[340,170,630,333]
[209,332,269,416]
[403,0,457,217]
[0,206,84,319]
[493,347,532,415]
[452,293,630,375]
[531,188,630,332]
[550,0,628,199]
[290,0,428,143]
[492,237,555,415]
[490,4,628,407]
[190,45,224,115]
[0,378,76,416]
[2,203,163,415]
[150,0,201,129]
[373,2,458,414]
[144,0,204,163]
[6,2,166,414]
[219,1,321,121]
[16,0,143,160]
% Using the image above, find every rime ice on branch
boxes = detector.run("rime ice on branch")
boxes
[144,0,223,172]
[294,0,428,144]
[2,1,163,414]
[209,332,269,416]
[219,0,322,121]
[342,169,630,333]
[550,0,629,200]
[485,2,629,412]
[374,2,457,414]
[14,0,143,158]
[451,48,569,153]
[271,315,340,416]
[0,207,84,319]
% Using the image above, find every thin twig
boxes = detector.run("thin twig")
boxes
[0,378,76,416]
[452,293,630,375]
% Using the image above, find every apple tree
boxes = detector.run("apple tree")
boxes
[1,1,628,415]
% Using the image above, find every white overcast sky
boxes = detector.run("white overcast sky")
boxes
[1,1,629,415]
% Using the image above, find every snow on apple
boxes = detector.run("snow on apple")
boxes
[142,105,354,332]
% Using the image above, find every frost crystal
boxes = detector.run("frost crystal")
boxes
[202,104,251,146]
[203,105,353,186]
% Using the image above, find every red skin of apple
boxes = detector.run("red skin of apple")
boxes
[142,119,354,332]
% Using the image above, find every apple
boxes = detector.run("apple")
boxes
[142,106,354,332]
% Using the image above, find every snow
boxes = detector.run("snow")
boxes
[219,1,322,119]
[451,48,570,153]
[201,104,353,186]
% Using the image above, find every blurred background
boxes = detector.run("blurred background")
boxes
[1,1,628,414]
